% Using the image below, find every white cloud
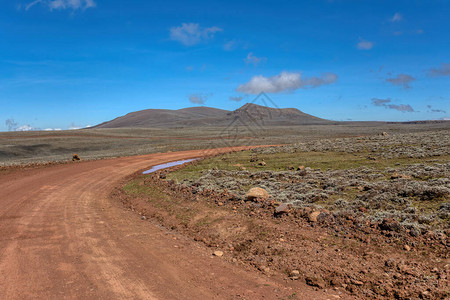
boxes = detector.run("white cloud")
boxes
[170,23,222,46]
[44,127,64,131]
[357,40,373,50]
[391,13,403,22]
[244,53,267,66]
[26,0,96,10]
[16,125,35,131]
[236,71,338,94]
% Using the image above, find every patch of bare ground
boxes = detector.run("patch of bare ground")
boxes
[114,171,448,299]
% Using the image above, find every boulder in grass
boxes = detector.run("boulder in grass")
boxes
[245,187,269,201]
[72,154,81,161]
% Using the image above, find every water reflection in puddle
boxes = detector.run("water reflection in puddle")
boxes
[142,158,198,174]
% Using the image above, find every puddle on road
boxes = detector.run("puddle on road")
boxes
[142,158,198,174]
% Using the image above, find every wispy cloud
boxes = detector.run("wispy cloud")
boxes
[236,71,338,94]
[390,13,403,22]
[26,0,96,11]
[170,23,222,46]
[229,96,243,102]
[188,93,211,104]
[244,53,267,66]
[223,40,249,51]
[372,98,390,106]
[372,98,415,112]
[386,74,415,89]
[223,40,236,51]
[427,105,447,113]
[428,63,450,77]
[357,39,373,50]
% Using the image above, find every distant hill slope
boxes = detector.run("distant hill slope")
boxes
[93,103,333,128]
[226,103,332,126]
[94,106,230,128]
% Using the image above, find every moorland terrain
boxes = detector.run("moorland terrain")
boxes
[1,103,449,299]
[1,103,449,167]
[118,129,449,299]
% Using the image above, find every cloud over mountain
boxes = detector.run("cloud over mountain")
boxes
[188,93,211,104]
[236,71,338,94]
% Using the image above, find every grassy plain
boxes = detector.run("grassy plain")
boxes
[1,122,449,166]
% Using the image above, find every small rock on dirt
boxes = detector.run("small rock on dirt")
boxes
[351,279,364,286]
[274,203,291,216]
[379,218,401,232]
[305,276,325,289]
[213,251,224,257]
[308,211,327,223]
[289,270,300,280]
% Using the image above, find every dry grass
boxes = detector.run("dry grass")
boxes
[1,122,449,166]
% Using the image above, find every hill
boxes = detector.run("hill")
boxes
[93,103,333,129]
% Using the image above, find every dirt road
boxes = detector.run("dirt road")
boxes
[0,148,345,299]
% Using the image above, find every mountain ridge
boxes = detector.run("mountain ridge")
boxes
[93,103,333,128]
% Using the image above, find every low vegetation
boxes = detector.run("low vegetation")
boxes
[116,129,449,299]
[168,130,450,231]
[1,122,449,166]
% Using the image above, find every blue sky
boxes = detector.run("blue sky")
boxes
[1,0,449,131]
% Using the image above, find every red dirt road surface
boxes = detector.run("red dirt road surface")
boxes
[0,148,349,299]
